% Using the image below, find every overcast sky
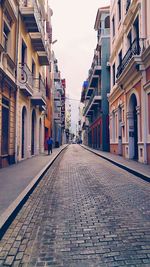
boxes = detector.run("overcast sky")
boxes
[49,0,110,133]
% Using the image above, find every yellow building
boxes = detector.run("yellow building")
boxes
[17,0,51,161]
[109,0,150,164]
[0,0,18,167]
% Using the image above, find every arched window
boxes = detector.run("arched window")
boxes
[105,16,110,28]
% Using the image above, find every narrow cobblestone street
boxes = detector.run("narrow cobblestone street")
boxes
[0,145,150,267]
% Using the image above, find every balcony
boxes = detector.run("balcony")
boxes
[55,81,64,95]
[98,28,110,42]
[83,89,101,117]
[89,60,101,87]
[31,77,46,106]
[54,111,61,123]
[29,32,46,51]
[54,71,60,81]
[85,63,100,100]
[116,38,145,80]
[55,99,61,109]
[93,65,101,76]
[18,63,33,96]
[54,90,61,101]
[37,51,49,65]
[20,0,44,34]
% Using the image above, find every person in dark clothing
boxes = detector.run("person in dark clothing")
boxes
[47,137,53,155]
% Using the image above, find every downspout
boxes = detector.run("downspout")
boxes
[15,1,20,163]
[141,0,147,163]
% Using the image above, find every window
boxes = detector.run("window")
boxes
[118,0,121,21]
[118,50,122,65]
[127,31,132,48]
[112,16,115,37]
[112,112,115,141]
[21,40,27,64]
[32,60,35,77]
[3,22,10,52]
[133,16,139,40]
[105,16,110,28]
[3,9,12,53]
[116,114,118,138]
[1,97,9,155]
[112,63,116,86]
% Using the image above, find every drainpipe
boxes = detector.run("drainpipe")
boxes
[141,0,147,163]
[142,70,147,163]
[15,3,20,163]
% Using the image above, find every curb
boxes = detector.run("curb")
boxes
[81,145,150,183]
[0,145,68,240]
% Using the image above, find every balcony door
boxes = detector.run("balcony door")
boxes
[21,40,27,65]
[133,16,139,40]
[21,106,27,158]
[128,94,138,160]
[39,118,42,153]
[31,110,36,155]
[1,97,9,156]
[118,106,122,155]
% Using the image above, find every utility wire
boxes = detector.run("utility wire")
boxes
[65,97,80,102]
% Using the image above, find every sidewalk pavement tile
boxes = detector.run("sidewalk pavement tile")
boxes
[0,145,67,217]
[81,145,150,180]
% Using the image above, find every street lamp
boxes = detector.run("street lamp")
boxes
[52,39,58,45]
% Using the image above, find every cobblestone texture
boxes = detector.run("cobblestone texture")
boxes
[0,145,150,267]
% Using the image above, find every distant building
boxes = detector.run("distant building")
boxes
[109,0,150,164]
[51,52,65,147]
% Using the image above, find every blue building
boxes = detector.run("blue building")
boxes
[81,6,110,151]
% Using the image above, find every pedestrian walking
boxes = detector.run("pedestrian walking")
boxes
[47,136,53,155]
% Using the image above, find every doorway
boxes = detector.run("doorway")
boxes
[39,118,42,153]
[31,110,36,155]
[21,106,27,158]
[118,106,122,155]
[128,94,138,160]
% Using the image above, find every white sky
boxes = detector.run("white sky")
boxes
[49,0,110,132]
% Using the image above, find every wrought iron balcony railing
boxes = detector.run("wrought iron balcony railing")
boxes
[116,38,145,79]
[19,63,33,88]
[33,77,46,96]
[83,88,100,116]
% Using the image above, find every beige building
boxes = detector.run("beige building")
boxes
[0,0,53,167]
[17,0,52,161]
[0,0,18,167]
[109,0,150,164]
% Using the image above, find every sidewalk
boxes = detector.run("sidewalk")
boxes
[81,145,150,182]
[0,145,68,237]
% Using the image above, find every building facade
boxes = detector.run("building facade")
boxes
[82,7,110,151]
[109,0,150,164]
[44,6,53,150]
[0,0,18,167]
[51,53,65,147]
[17,0,52,161]
[0,0,53,168]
